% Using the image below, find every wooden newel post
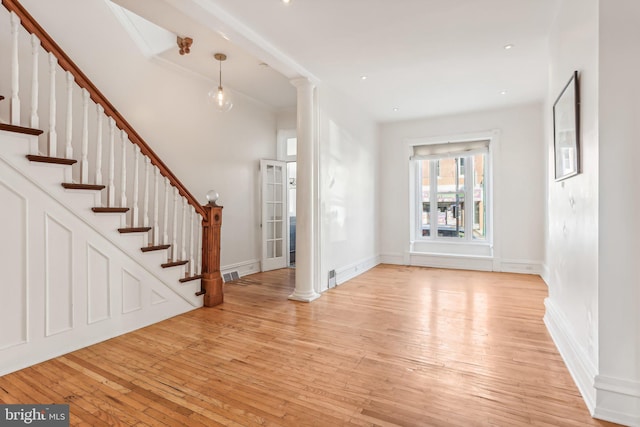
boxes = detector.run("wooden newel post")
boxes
[201,201,223,307]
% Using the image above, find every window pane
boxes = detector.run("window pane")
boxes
[420,160,430,236]
[286,137,297,156]
[473,153,486,240]
[274,202,283,221]
[436,158,464,238]
[266,184,275,202]
[275,165,283,184]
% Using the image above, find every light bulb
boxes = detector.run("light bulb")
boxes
[206,190,219,204]
[207,86,233,112]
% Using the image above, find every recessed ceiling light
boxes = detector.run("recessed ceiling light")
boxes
[500,90,507,95]
[360,75,367,80]
[282,0,291,3]
[504,44,514,50]
[393,107,399,112]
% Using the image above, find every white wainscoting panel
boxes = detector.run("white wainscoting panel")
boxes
[122,269,142,314]
[0,181,28,351]
[151,290,167,305]
[87,244,110,324]
[45,213,74,337]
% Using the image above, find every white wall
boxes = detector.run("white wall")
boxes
[544,1,640,424]
[596,1,640,424]
[16,0,277,272]
[543,0,600,407]
[379,103,545,273]
[316,86,380,289]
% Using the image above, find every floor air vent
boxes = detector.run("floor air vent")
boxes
[328,269,336,288]
[223,271,240,283]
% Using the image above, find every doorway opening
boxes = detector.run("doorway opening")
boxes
[287,161,296,267]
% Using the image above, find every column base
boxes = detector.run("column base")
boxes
[202,275,223,307]
[288,290,321,303]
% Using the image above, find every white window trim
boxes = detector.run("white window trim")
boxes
[277,129,297,162]
[406,130,500,258]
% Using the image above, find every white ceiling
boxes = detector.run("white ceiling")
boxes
[112,0,560,122]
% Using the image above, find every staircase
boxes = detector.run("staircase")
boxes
[0,0,222,376]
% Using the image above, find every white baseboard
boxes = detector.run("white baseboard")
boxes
[497,258,543,275]
[335,255,380,285]
[541,263,550,286]
[221,259,260,278]
[409,252,494,271]
[380,252,404,265]
[381,252,542,277]
[594,375,640,426]
[543,298,597,414]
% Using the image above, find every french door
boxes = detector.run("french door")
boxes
[260,159,287,271]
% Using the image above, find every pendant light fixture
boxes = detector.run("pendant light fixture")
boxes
[208,53,233,112]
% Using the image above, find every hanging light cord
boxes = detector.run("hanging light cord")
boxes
[218,58,223,89]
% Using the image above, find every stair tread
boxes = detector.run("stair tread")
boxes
[92,207,129,213]
[26,154,76,165]
[0,123,43,136]
[179,274,203,283]
[161,260,189,268]
[118,227,152,233]
[62,183,106,191]
[141,244,171,253]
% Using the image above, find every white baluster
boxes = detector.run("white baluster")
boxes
[120,130,128,208]
[65,72,73,159]
[81,89,89,183]
[30,34,40,128]
[189,207,195,276]
[95,105,104,185]
[143,157,151,227]
[10,12,20,126]
[107,118,115,207]
[172,187,179,260]
[132,145,140,227]
[196,214,202,275]
[47,53,57,157]
[181,198,188,265]
[163,177,170,246]
[153,167,160,244]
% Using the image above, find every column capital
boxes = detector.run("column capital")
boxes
[290,77,315,90]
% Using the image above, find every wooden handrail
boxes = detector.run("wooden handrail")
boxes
[2,0,206,218]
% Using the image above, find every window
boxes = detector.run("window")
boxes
[286,137,297,157]
[412,139,490,243]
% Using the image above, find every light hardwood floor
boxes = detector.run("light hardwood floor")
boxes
[0,265,619,426]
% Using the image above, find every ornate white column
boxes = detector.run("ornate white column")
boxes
[289,77,320,302]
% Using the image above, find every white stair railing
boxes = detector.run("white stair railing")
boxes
[107,117,116,206]
[47,52,57,156]
[95,105,103,186]
[30,33,39,128]
[2,2,205,280]
[10,11,20,125]
[131,144,139,226]
[64,71,73,159]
